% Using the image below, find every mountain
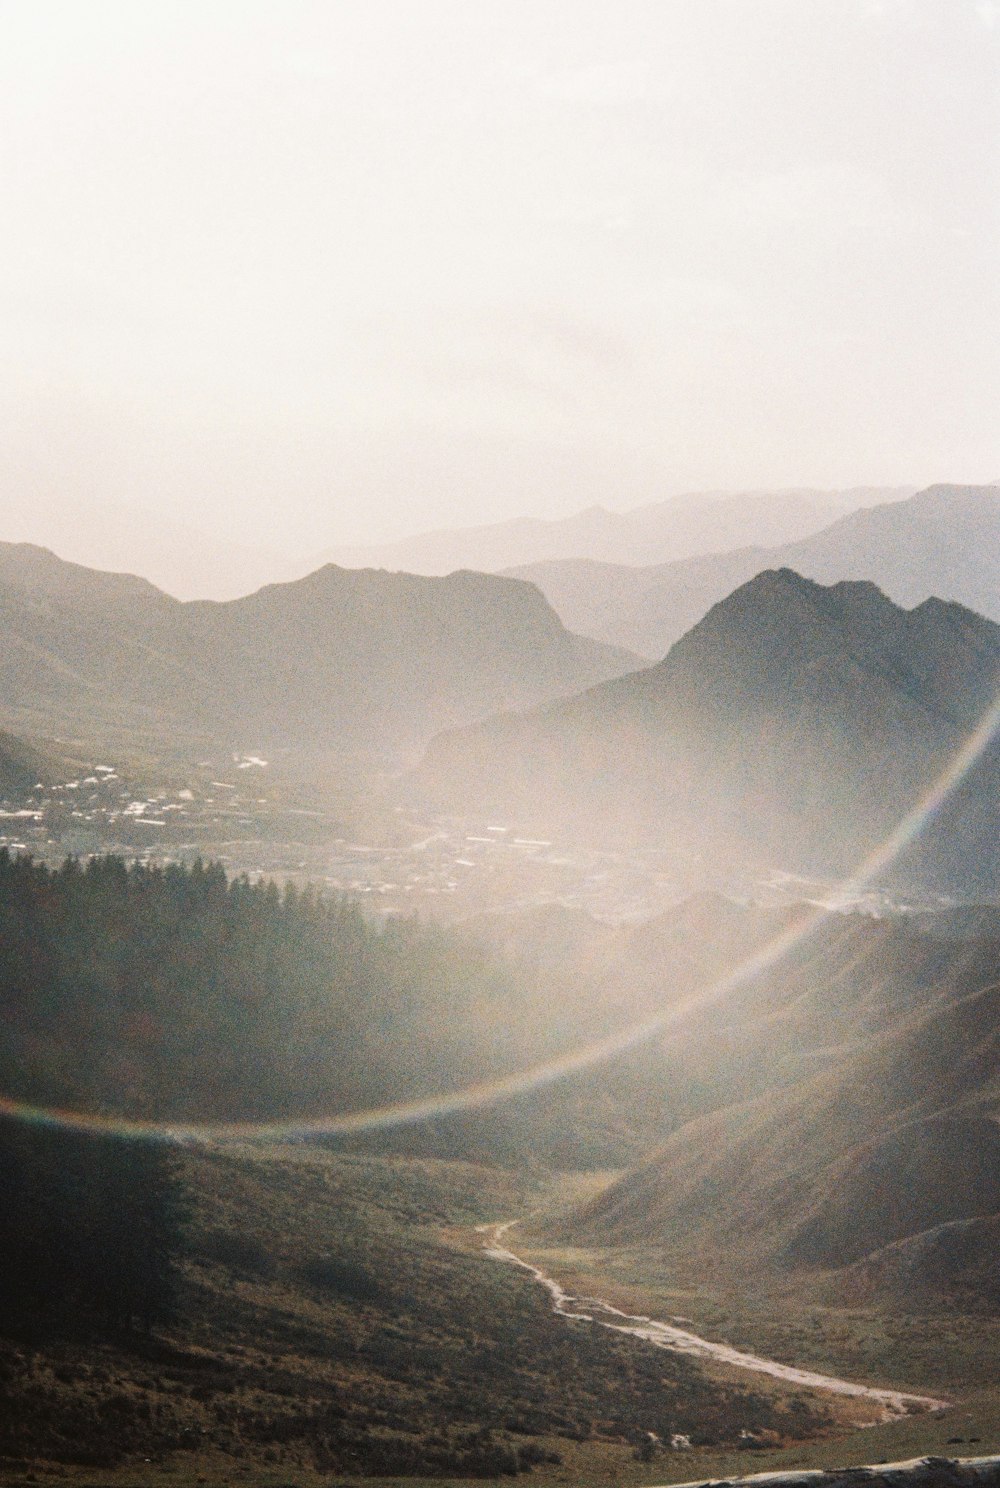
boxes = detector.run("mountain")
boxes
[413,569,1000,892]
[0,545,638,761]
[526,893,1000,1308]
[459,892,1000,1140]
[0,494,311,601]
[508,484,1000,659]
[321,487,914,576]
[566,975,1000,1300]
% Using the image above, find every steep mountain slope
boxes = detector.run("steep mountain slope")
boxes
[322,487,913,575]
[509,485,1000,658]
[0,546,638,760]
[414,569,1000,891]
[569,978,1000,1291]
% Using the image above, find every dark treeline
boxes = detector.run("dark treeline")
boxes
[0,1117,180,1340]
[0,851,578,1126]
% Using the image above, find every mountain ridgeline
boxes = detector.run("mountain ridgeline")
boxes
[414,568,1000,894]
[321,486,914,575]
[509,484,1000,659]
[0,546,637,761]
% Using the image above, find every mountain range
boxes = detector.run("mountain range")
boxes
[414,567,1000,893]
[0,545,637,762]
[508,484,1000,659]
[321,487,915,576]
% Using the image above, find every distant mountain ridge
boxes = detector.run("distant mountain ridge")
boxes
[414,568,1000,893]
[0,493,312,601]
[0,546,639,761]
[508,484,1000,658]
[321,487,915,576]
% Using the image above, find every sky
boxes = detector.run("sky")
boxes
[1,0,998,557]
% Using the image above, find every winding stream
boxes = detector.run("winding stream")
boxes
[478,1221,948,1419]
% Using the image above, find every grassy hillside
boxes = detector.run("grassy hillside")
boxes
[556,978,1000,1310]
[0,1145,841,1485]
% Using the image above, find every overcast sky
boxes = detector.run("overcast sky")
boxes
[1,0,998,553]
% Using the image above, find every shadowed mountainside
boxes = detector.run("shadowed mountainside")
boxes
[508,485,1000,659]
[413,568,1000,893]
[564,976,1000,1305]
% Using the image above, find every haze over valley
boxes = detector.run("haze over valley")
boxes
[3,3,1000,1486]
[2,464,1000,1487]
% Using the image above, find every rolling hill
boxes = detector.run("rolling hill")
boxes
[413,568,1000,893]
[508,484,1000,659]
[0,545,639,762]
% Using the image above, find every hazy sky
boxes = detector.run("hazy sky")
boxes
[1,0,998,553]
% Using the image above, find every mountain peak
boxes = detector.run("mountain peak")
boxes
[657,567,901,682]
[414,570,1000,892]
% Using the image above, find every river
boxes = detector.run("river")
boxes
[478,1221,948,1419]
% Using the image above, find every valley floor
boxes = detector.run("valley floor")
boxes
[3,1149,998,1488]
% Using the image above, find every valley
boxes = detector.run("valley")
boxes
[477,1221,947,1414]
[6,8,999,1483]
[5,1147,1000,1488]
[5,1136,1000,1488]
[1,491,998,1487]
[2,833,998,1483]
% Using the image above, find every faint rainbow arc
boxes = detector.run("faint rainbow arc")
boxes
[3,687,999,1144]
